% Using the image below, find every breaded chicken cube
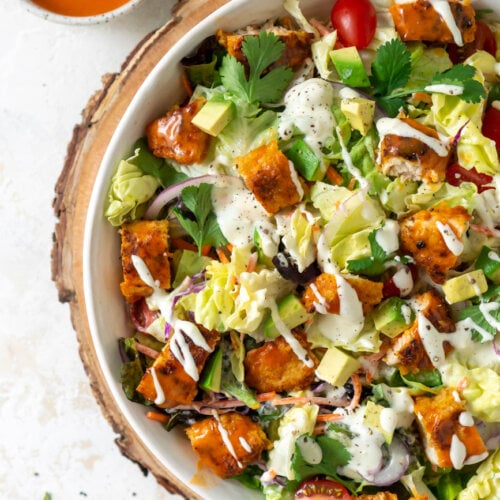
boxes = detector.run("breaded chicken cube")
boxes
[399,203,471,283]
[244,332,318,393]
[390,0,476,45]
[120,220,171,303]
[384,290,454,374]
[378,118,451,183]
[414,388,487,469]
[216,25,313,71]
[302,273,383,316]
[185,412,272,478]
[357,493,398,500]
[146,97,211,165]
[136,326,219,408]
[235,141,304,215]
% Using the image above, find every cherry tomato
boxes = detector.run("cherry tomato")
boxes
[295,479,352,499]
[330,0,377,50]
[482,106,500,150]
[382,264,417,299]
[446,163,494,193]
[447,21,497,64]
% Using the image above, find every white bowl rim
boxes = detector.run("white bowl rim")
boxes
[82,0,500,497]
[21,0,145,25]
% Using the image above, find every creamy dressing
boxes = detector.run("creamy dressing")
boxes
[458,411,474,427]
[336,125,369,190]
[376,117,449,157]
[450,434,467,469]
[296,435,323,464]
[392,266,414,297]
[424,84,463,96]
[429,0,463,46]
[211,410,243,469]
[435,221,463,256]
[401,304,413,324]
[278,78,335,168]
[375,220,400,254]
[383,386,415,428]
[380,407,398,437]
[309,283,328,314]
[239,436,252,453]
[150,367,166,405]
[479,302,500,332]
[287,160,304,200]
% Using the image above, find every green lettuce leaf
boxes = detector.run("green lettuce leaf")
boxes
[458,447,500,500]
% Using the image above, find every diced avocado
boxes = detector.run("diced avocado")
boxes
[172,249,212,287]
[330,46,370,87]
[285,139,322,181]
[363,401,396,444]
[253,227,273,267]
[315,346,361,387]
[442,269,488,304]
[263,294,312,339]
[340,97,375,136]
[191,99,234,136]
[373,297,415,338]
[199,347,222,392]
[475,246,500,284]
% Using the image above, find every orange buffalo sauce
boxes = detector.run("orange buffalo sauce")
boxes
[31,0,132,17]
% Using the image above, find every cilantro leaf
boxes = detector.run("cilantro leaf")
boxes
[220,31,293,104]
[430,64,486,103]
[347,228,390,276]
[370,38,412,97]
[292,434,351,484]
[173,183,227,254]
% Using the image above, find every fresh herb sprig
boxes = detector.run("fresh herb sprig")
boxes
[220,31,293,104]
[370,38,486,116]
[173,183,227,254]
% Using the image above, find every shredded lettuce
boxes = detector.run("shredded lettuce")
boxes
[458,448,500,500]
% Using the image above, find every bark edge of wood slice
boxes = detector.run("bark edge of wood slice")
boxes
[51,0,229,497]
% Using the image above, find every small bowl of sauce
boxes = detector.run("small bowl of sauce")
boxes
[21,0,145,24]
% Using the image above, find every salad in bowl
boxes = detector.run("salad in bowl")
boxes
[85,0,500,498]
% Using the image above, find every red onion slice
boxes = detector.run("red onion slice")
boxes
[360,436,410,487]
[144,174,242,220]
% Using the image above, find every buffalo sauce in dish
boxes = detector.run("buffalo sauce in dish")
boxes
[31,0,132,17]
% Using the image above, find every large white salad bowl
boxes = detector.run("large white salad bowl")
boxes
[83,0,499,498]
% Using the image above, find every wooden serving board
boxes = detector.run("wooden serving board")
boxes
[51,0,228,497]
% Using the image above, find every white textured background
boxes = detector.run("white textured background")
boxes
[0,1,182,499]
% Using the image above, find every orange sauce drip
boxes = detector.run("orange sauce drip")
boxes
[31,0,132,17]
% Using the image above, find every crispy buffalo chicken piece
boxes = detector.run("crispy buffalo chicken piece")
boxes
[146,97,210,165]
[399,203,471,283]
[120,220,171,303]
[136,326,220,408]
[185,412,272,478]
[414,388,487,469]
[216,24,313,71]
[235,141,304,215]
[384,290,454,374]
[302,273,384,316]
[390,0,476,45]
[357,493,398,500]
[244,332,318,393]
[378,118,451,183]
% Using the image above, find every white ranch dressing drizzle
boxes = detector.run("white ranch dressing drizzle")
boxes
[287,160,304,199]
[401,304,413,324]
[150,367,166,405]
[479,302,500,332]
[435,221,464,256]
[376,117,449,157]
[458,411,474,427]
[239,437,252,453]
[211,410,243,469]
[131,255,213,382]
[464,452,490,466]
[380,407,398,437]
[309,283,328,314]
[424,84,463,96]
[336,125,369,190]
[268,300,314,368]
[450,434,467,469]
[375,220,400,255]
[489,251,500,263]
[392,266,413,296]
[296,435,323,464]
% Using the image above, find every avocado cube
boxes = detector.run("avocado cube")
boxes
[340,97,375,136]
[285,139,322,181]
[363,401,396,444]
[475,246,500,284]
[191,100,234,136]
[199,347,222,392]
[263,294,312,339]
[373,297,415,338]
[330,46,370,87]
[315,347,361,387]
[442,269,488,304]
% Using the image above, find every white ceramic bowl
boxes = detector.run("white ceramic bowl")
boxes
[21,0,145,25]
[83,0,499,498]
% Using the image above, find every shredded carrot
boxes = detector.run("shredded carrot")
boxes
[181,73,193,97]
[226,243,234,253]
[135,342,160,360]
[316,413,344,422]
[457,377,469,391]
[347,177,357,190]
[256,391,277,402]
[347,373,362,411]
[246,252,258,272]
[271,396,311,406]
[412,91,432,104]
[170,237,198,252]
[216,247,230,263]
[146,411,169,424]
[201,244,212,257]
[325,166,344,186]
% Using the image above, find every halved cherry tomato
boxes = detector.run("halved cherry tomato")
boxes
[330,0,377,50]
[446,163,494,193]
[482,106,500,150]
[382,264,417,299]
[295,478,352,499]
[448,21,497,64]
